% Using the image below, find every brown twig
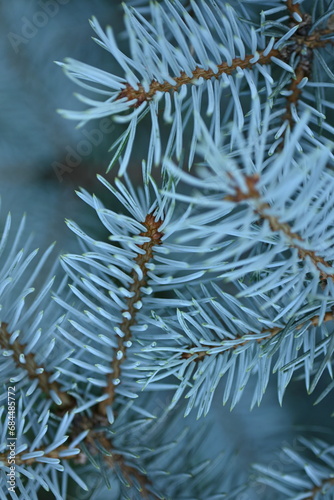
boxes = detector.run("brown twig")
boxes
[117,50,281,107]
[0,445,78,466]
[282,62,308,128]
[98,213,163,415]
[286,0,303,22]
[0,322,75,410]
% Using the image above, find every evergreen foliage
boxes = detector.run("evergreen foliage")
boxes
[1,0,334,498]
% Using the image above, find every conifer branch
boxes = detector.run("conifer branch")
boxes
[72,414,158,499]
[117,50,281,106]
[3,426,157,498]
[181,309,334,362]
[280,7,334,136]
[4,1,334,496]
[254,436,334,497]
[226,175,334,280]
[98,213,163,415]
[114,2,331,118]
[88,430,155,499]
[0,322,75,410]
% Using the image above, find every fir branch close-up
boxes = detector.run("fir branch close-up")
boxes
[1,0,334,499]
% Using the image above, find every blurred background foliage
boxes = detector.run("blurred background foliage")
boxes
[1,0,129,253]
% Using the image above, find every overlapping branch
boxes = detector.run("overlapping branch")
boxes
[78,414,157,499]
[62,408,163,499]
[0,322,75,410]
[0,209,164,495]
[1,426,156,498]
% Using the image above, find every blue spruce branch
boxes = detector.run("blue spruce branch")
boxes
[1,0,334,498]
